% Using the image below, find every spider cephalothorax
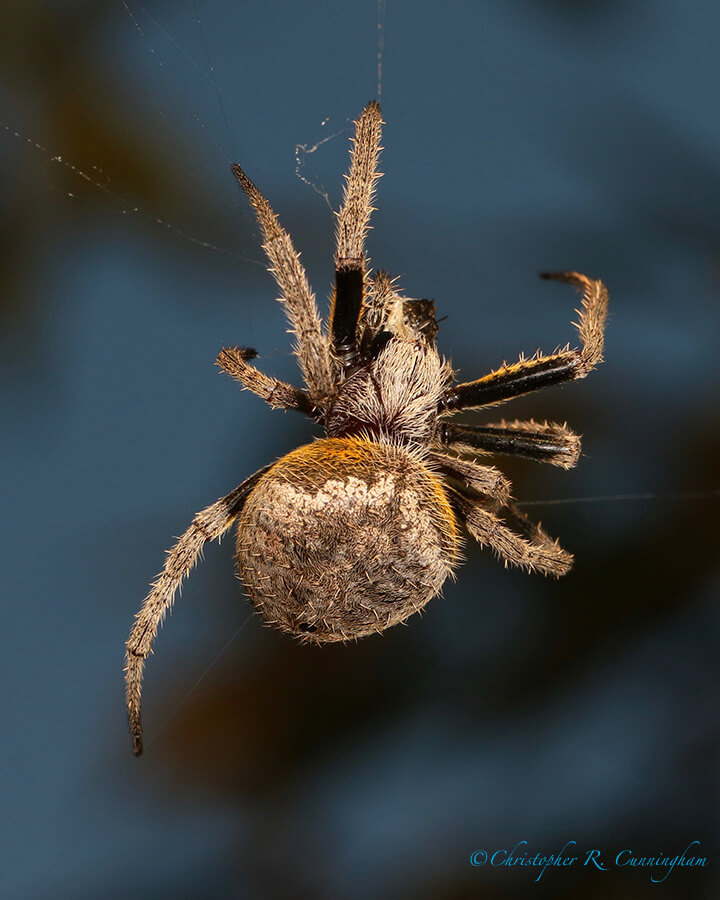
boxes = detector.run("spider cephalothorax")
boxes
[125,102,608,754]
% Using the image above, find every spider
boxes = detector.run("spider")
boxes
[125,102,608,755]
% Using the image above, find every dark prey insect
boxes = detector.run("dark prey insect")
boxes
[125,102,608,755]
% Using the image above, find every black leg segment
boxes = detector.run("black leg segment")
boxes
[438,420,581,468]
[441,351,579,412]
[331,265,364,369]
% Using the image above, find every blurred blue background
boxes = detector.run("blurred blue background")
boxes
[1,1,719,897]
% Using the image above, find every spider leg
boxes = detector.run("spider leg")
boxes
[231,165,333,402]
[358,269,397,357]
[363,270,397,335]
[332,101,384,369]
[438,419,581,469]
[454,492,573,577]
[440,272,608,412]
[125,466,270,756]
[427,450,512,508]
[358,272,441,358]
[217,347,321,419]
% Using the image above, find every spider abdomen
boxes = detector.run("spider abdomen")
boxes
[236,437,459,642]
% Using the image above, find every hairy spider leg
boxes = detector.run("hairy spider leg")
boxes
[438,419,581,469]
[230,164,333,402]
[440,272,608,412]
[125,466,270,756]
[216,346,320,418]
[451,490,573,577]
[427,450,512,507]
[357,269,395,358]
[331,101,384,369]
[362,270,397,337]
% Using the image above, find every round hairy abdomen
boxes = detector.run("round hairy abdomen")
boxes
[236,437,459,642]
